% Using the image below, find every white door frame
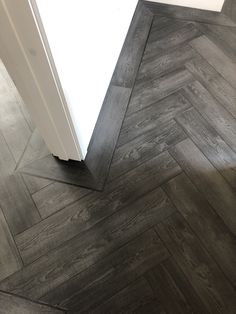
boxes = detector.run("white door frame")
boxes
[0,0,83,160]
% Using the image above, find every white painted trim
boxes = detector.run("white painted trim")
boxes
[29,0,83,159]
[146,0,225,12]
[0,0,83,160]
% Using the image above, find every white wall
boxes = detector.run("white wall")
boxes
[36,0,138,157]
[146,0,225,12]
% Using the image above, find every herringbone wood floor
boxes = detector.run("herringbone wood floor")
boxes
[1,1,236,313]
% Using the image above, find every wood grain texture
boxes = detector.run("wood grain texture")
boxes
[119,92,190,146]
[156,212,236,314]
[144,22,201,60]
[110,120,186,180]
[32,181,91,218]
[163,173,236,287]
[0,209,22,281]
[146,258,207,314]
[2,225,170,303]
[1,5,236,312]
[0,291,65,314]
[195,23,236,62]
[185,56,236,120]
[137,44,195,83]
[41,229,169,312]
[7,189,172,300]
[190,36,236,89]
[0,174,41,235]
[144,1,236,26]
[127,69,193,115]
[85,85,132,188]
[147,18,187,44]
[176,108,236,189]
[182,80,236,153]
[91,278,161,314]
[111,1,153,87]
[15,154,178,265]
[150,15,175,32]
[170,139,236,235]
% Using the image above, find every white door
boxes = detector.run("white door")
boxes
[0,0,83,160]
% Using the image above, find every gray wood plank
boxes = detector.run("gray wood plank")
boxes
[170,139,236,235]
[190,36,236,89]
[0,174,41,235]
[111,1,153,87]
[156,212,236,314]
[0,291,65,314]
[18,129,49,169]
[185,56,236,120]
[195,23,236,62]
[119,92,190,146]
[147,18,189,45]
[33,181,91,218]
[144,1,236,27]
[3,215,170,301]
[85,85,132,187]
[41,229,169,312]
[0,131,16,176]
[127,69,193,115]
[176,108,236,189]
[149,15,182,40]
[137,44,195,83]
[0,208,22,281]
[0,99,31,164]
[182,80,236,153]
[151,15,173,28]
[222,0,236,24]
[15,152,178,265]
[146,258,208,314]
[22,174,52,195]
[110,120,186,180]
[163,173,236,287]
[91,278,161,314]
[144,22,201,60]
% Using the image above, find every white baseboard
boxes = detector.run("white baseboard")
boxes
[146,0,225,12]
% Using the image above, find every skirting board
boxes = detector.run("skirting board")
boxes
[145,0,225,12]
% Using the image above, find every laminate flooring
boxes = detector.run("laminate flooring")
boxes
[0,1,236,312]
